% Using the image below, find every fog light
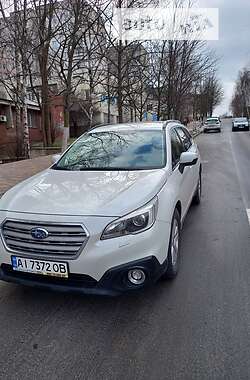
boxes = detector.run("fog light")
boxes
[128,269,146,285]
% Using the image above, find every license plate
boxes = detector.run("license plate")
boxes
[11,256,68,278]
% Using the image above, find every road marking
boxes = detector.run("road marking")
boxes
[230,134,248,206]
[247,210,250,225]
[230,135,250,228]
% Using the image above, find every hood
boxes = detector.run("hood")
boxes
[0,168,167,217]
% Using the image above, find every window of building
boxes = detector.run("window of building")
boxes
[27,112,33,127]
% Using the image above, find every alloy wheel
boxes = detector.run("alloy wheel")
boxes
[171,220,179,266]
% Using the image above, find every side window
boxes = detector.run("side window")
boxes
[183,127,192,140]
[183,128,193,147]
[176,127,192,151]
[170,129,184,169]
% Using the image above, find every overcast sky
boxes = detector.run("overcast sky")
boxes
[196,0,250,115]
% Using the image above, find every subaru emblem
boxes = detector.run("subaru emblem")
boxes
[31,227,49,240]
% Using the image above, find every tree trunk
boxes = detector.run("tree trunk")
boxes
[40,50,52,147]
[22,105,30,158]
[61,93,70,152]
[130,108,133,122]
[15,68,23,158]
[89,104,94,128]
[107,64,111,123]
[157,97,161,120]
[21,65,30,158]
[117,41,123,123]
[139,107,143,121]
[14,0,24,159]
[15,104,23,159]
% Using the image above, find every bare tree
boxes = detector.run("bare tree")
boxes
[28,0,60,146]
[197,72,223,118]
[54,0,221,127]
[51,0,109,151]
[0,0,224,160]
[231,68,250,118]
[73,4,108,128]
[0,0,32,158]
[101,0,155,123]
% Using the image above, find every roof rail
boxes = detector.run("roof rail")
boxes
[88,123,115,132]
[163,120,181,128]
[88,120,182,132]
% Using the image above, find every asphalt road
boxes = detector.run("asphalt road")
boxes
[0,119,250,380]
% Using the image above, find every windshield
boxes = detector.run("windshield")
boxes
[206,118,219,124]
[54,130,166,171]
[234,117,247,122]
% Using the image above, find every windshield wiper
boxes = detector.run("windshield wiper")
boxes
[52,165,74,171]
[79,167,120,171]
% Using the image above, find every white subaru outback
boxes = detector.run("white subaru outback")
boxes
[0,121,201,295]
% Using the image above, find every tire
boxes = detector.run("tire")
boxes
[161,209,181,280]
[192,171,202,205]
[232,127,236,132]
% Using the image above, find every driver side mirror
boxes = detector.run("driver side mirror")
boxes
[179,152,198,173]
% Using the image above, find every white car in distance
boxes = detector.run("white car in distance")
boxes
[203,117,221,133]
[232,117,249,131]
[0,121,202,295]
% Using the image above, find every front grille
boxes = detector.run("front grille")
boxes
[1,220,88,258]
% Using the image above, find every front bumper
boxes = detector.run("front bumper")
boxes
[233,125,249,130]
[0,211,171,280]
[204,126,221,131]
[0,210,171,295]
[0,256,167,296]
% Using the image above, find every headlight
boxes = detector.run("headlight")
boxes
[101,196,158,240]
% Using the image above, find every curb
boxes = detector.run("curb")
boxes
[191,128,203,139]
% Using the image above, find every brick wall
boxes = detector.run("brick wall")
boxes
[0,104,17,159]
[0,103,42,159]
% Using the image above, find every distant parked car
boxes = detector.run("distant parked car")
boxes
[232,117,249,132]
[203,117,221,133]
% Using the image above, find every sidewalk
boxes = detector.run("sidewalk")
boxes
[0,155,51,195]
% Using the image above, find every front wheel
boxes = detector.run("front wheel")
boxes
[161,209,181,280]
[192,172,202,205]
